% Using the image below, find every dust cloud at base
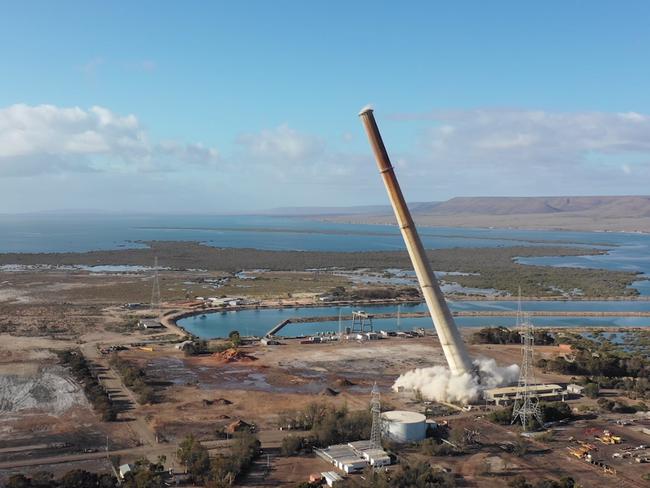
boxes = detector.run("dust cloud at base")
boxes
[392,358,520,404]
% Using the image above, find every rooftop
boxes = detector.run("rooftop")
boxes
[381,410,426,423]
[485,384,563,395]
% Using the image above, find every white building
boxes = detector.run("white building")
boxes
[566,384,585,396]
[118,464,133,479]
[337,457,366,473]
[315,441,391,474]
[322,471,343,487]
[363,449,391,466]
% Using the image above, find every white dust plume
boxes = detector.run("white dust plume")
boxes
[392,358,519,404]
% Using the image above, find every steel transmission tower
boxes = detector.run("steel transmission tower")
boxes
[369,382,382,449]
[511,302,543,430]
[151,257,161,313]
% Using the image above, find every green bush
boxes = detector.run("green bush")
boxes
[280,436,304,456]
[583,382,599,398]
[109,354,156,404]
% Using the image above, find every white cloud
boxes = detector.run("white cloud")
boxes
[237,124,324,162]
[235,124,366,182]
[407,109,650,168]
[381,108,650,196]
[0,104,219,177]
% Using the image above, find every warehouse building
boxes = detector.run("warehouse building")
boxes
[484,384,566,405]
[315,440,391,473]
[139,319,164,329]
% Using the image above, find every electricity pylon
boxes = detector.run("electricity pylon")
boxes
[511,298,543,430]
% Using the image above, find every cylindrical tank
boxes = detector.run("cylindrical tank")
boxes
[381,410,427,443]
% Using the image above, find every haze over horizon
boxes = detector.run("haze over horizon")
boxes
[3,2,650,214]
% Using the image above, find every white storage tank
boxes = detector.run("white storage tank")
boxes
[381,410,427,443]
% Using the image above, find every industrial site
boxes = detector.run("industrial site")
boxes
[1,109,650,488]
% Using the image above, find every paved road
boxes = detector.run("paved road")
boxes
[0,445,160,470]
[0,429,299,472]
[0,444,51,455]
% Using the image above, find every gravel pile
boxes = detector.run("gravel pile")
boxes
[0,366,87,414]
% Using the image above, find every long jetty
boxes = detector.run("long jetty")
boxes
[266,319,291,336]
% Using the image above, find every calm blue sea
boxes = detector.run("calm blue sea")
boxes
[0,213,625,253]
[2,213,650,278]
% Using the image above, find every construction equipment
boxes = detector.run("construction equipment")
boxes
[577,440,597,451]
[568,445,591,459]
[596,430,621,445]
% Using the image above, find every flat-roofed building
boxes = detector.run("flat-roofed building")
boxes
[566,383,585,396]
[315,441,391,474]
[139,319,164,329]
[347,440,372,451]
[484,384,566,405]
[362,449,391,466]
[322,471,343,487]
[336,457,367,473]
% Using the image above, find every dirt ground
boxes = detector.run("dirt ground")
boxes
[2,265,650,486]
[121,338,445,441]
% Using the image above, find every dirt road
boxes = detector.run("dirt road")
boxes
[81,342,158,447]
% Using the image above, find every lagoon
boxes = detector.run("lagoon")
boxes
[178,300,650,338]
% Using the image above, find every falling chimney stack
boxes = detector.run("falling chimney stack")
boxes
[359,107,473,376]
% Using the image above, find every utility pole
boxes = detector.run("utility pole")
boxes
[369,382,382,449]
[151,256,161,313]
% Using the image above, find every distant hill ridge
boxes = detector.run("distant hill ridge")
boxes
[272,196,650,218]
[419,196,650,217]
[282,196,650,233]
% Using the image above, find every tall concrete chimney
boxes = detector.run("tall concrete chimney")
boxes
[359,107,473,376]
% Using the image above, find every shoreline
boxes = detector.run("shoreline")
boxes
[165,297,650,340]
[0,240,642,298]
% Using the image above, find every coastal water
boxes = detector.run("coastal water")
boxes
[0,213,626,253]
[178,300,650,338]
[3,213,650,294]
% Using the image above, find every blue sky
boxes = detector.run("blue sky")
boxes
[2,1,650,213]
